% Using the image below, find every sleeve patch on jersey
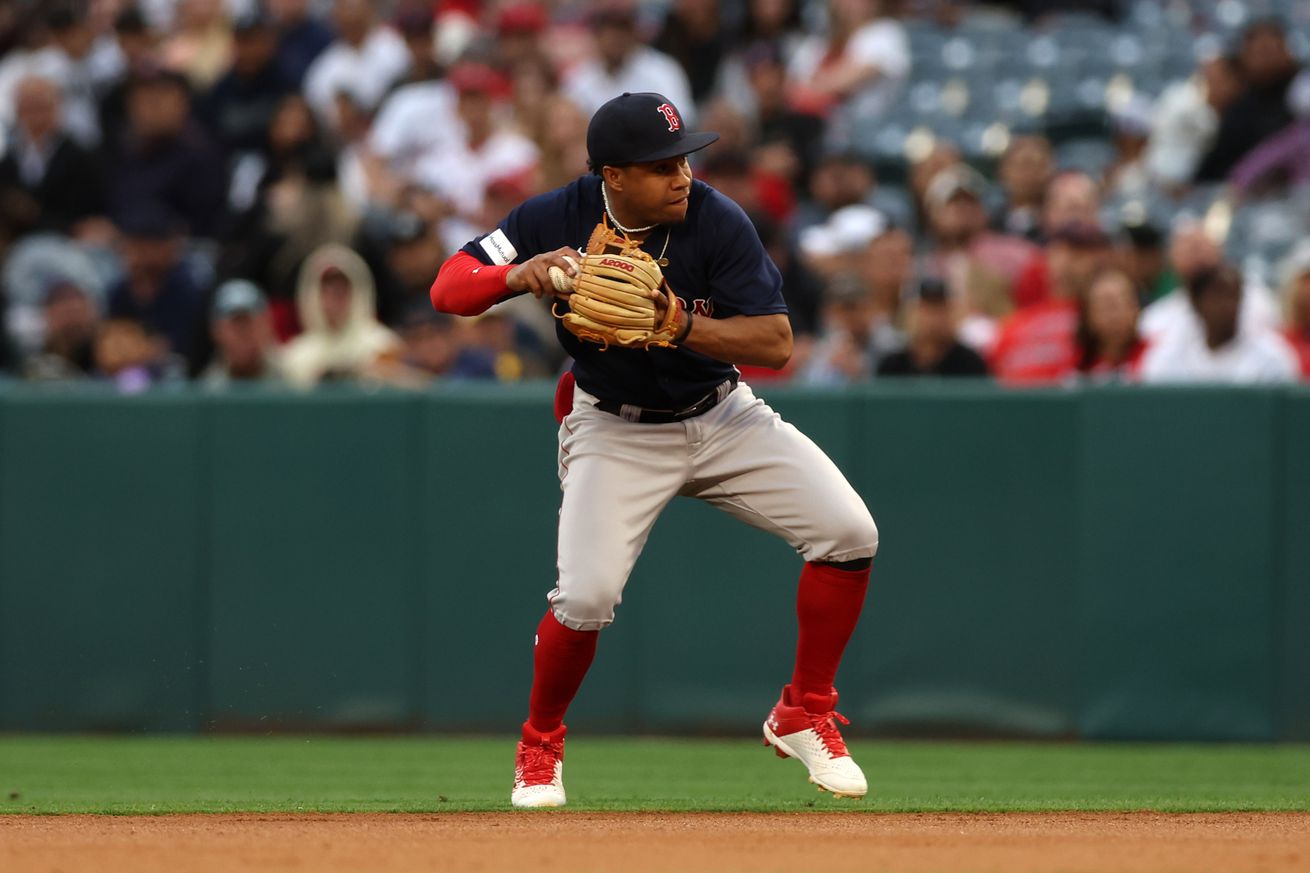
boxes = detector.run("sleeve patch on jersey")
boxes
[479,228,518,265]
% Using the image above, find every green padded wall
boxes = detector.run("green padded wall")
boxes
[1077,388,1281,741]
[0,384,1305,739]
[205,391,421,729]
[418,385,576,730]
[0,391,205,731]
[1280,389,1310,740]
[850,386,1082,736]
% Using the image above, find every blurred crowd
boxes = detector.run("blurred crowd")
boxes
[0,0,1307,391]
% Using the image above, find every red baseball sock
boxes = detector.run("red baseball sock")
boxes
[790,561,871,703]
[527,610,599,733]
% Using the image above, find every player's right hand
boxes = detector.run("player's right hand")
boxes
[507,247,583,299]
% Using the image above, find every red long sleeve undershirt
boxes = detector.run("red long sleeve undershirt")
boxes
[429,251,516,316]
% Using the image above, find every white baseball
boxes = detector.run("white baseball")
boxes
[548,255,578,293]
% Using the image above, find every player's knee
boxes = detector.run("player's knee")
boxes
[827,509,879,561]
[551,586,621,631]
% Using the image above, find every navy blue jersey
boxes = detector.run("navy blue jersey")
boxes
[461,176,786,409]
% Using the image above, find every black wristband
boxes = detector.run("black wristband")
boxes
[674,309,694,345]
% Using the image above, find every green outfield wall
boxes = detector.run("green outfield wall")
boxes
[0,383,1306,741]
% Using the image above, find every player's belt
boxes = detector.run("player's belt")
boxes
[596,378,738,424]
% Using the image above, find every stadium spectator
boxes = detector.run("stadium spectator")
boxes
[787,0,910,121]
[742,41,826,190]
[390,8,441,92]
[564,2,695,124]
[411,62,538,252]
[199,11,293,156]
[1104,95,1154,199]
[93,317,185,392]
[1139,263,1299,383]
[267,0,334,88]
[876,279,989,378]
[365,47,457,205]
[1117,212,1172,305]
[1139,219,1280,343]
[396,303,458,380]
[160,0,232,90]
[1278,241,1310,377]
[713,0,807,116]
[798,203,912,343]
[799,203,886,281]
[532,93,590,191]
[0,75,106,242]
[221,93,355,338]
[97,7,162,157]
[654,0,727,105]
[921,165,1038,338]
[800,271,902,384]
[1074,267,1146,382]
[907,139,960,227]
[1145,52,1242,190]
[201,278,284,387]
[23,278,99,381]
[1011,171,1102,309]
[1228,70,1310,198]
[491,4,551,78]
[794,152,878,236]
[994,134,1054,242]
[302,0,408,130]
[1195,19,1302,182]
[369,211,447,328]
[1040,171,1101,240]
[281,243,403,387]
[0,3,108,149]
[990,223,1113,385]
[754,210,823,338]
[105,201,211,365]
[108,68,227,238]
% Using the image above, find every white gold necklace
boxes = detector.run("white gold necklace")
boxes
[601,183,657,234]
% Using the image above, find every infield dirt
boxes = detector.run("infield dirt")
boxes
[2,812,1307,873]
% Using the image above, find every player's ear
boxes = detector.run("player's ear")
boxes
[602,165,624,192]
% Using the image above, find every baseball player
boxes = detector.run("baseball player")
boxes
[429,92,878,808]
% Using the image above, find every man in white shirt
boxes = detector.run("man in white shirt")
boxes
[303,0,409,129]
[1140,264,1298,384]
[1140,220,1281,343]
[786,1,909,122]
[563,3,696,125]
[1145,54,1242,190]
[410,63,540,252]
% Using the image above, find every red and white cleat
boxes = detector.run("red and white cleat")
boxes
[511,723,567,808]
[762,686,868,799]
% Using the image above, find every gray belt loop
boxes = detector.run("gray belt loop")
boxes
[619,404,643,422]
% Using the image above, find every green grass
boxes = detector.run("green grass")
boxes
[1,736,1308,814]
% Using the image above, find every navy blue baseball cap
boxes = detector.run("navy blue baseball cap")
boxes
[586,92,719,170]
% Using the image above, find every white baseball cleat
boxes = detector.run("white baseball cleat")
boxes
[762,685,868,799]
[512,722,567,808]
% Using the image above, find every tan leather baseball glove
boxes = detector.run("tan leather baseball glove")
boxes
[554,222,688,350]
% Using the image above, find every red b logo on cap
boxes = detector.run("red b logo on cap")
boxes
[656,103,681,132]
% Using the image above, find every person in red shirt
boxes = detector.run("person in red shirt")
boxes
[1011,171,1102,310]
[991,223,1113,384]
[1075,266,1148,382]
[1279,242,1310,377]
